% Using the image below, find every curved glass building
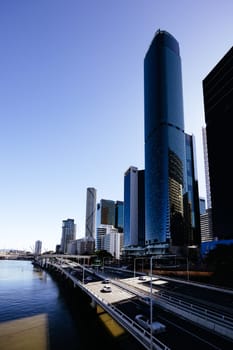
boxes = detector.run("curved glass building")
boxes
[144,30,187,254]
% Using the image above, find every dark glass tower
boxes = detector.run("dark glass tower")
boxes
[203,47,233,240]
[184,133,201,247]
[144,30,186,254]
[115,200,124,233]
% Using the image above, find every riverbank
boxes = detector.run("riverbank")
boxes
[0,314,48,350]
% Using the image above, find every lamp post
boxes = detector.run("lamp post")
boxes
[133,257,145,278]
[150,256,157,350]
[102,256,110,274]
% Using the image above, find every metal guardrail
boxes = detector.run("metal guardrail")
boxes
[155,292,233,340]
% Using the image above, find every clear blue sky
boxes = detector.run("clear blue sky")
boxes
[0,0,232,252]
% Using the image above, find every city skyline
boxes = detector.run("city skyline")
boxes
[1,1,233,251]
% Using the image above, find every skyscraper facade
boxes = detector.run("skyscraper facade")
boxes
[34,240,42,255]
[202,127,212,209]
[115,200,124,233]
[144,30,186,255]
[96,199,116,251]
[96,199,115,227]
[85,187,97,239]
[184,133,201,247]
[202,47,233,240]
[60,218,76,254]
[123,166,145,253]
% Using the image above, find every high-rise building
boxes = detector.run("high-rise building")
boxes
[199,197,206,215]
[123,166,145,253]
[34,240,42,255]
[95,198,124,253]
[60,218,76,254]
[202,47,233,240]
[115,200,124,233]
[85,187,97,239]
[202,127,212,209]
[96,199,115,227]
[200,208,213,243]
[144,29,186,255]
[184,133,201,247]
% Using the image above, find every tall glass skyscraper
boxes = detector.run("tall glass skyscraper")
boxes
[115,200,124,233]
[85,187,97,239]
[144,29,186,254]
[60,218,76,254]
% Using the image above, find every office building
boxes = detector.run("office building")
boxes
[60,218,76,254]
[34,240,42,255]
[115,200,124,233]
[77,237,95,255]
[96,198,124,253]
[96,199,115,227]
[144,29,186,255]
[123,166,145,256]
[200,208,213,243]
[202,127,212,209]
[184,133,201,247]
[202,47,233,240]
[104,229,122,260]
[96,224,117,251]
[85,187,97,239]
[199,198,206,215]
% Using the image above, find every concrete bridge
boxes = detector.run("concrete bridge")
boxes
[33,255,233,350]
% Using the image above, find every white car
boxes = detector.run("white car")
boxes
[135,314,166,334]
[138,275,147,280]
[100,285,112,293]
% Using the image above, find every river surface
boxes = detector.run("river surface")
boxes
[0,260,142,350]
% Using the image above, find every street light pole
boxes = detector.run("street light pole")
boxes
[150,257,153,350]
[134,257,145,278]
[150,256,157,350]
[187,256,189,281]
[103,257,110,274]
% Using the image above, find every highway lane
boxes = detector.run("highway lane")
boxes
[115,297,233,350]
[74,272,233,350]
[103,267,233,319]
[48,259,233,349]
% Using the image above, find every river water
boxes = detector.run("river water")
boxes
[0,260,143,350]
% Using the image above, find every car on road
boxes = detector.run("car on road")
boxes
[102,279,110,284]
[85,276,93,281]
[100,285,112,293]
[134,314,166,334]
[138,275,147,280]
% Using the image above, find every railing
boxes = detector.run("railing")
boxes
[155,292,233,340]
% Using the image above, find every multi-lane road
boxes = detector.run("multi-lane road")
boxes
[44,258,233,350]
